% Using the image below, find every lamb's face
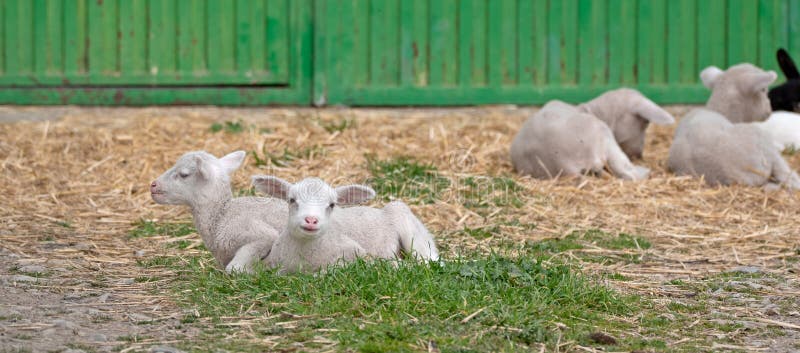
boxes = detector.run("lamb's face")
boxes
[151,151,244,206]
[285,178,338,240]
[704,64,777,122]
[252,176,377,240]
[612,112,648,159]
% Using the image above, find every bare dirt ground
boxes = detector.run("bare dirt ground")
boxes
[1,105,799,352]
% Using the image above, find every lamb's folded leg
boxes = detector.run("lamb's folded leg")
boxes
[225,240,273,274]
[605,137,650,181]
[770,154,800,190]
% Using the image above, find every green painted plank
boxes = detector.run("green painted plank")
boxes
[667,0,696,84]
[32,0,46,74]
[177,0,205,75]
[119,0,147,75]
[561,0,579,85]
[350,0,369,87]
[757,0,781,72]
[728,0,759,65]
[546,0,563,84]
[6,0,34,75]
[36,0,63,74]
[148,0,178,76]
[790,0,800,55]
[697,0,726,72]
[369,0,399,86]
[578,0,607,86]
[329,85,711,106]
[64,0,87,77]
[638,0,667,84]
[531,0,547,85]
[88,0,119,76]
[500,0,518,85]
[399,0,414,86]
[0,0,4,74]
[329,0,348,90]
[410,0,428,86]
[457,0,473,86]
[517,0,534,85]
[235,0,251,77]
[0,87,312,105]
[267,0,289,81]
[608,0,636,85]
[470,0,487,86]
[207,0,234,73]
[429,0,457,86]
[248,0,265,74]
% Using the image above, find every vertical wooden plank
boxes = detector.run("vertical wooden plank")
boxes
[757,0,778,71]
[234,0,251,76]
[500,0,518,85]
[207,0,234,73]
[370,0,400,86]
[578,0,607,86]
[400,0,414,86]
[547,0,562,85]
[266,0,289,81]
[411,0,428,86]
[697,0,726,72]
[429,0,457,86]
[0,0,4,73]
[667,0,696,84]
[177,0,204,76]
[119,0,146,75]
[531,0,547,85]
[790,0,800,55]
[458,0,472,86]
[608,0,636,85]
[64,0,87,76]
[33,0,46,74]
[43,0,63,74]
[349,0,368,86]
[728,0,759,65]
[248,0,265,74]
[562,0,578,84]
[637,0,666,85]
[6,0,34,74]
[470,0,487,86]
[88,0,119,76]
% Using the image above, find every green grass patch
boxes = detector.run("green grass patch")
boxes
[129,220,197,249]
[251,145,326,168]
[522,229,650,264]
[366,155,450,204]
[318,117,356,133]
[210,120,245,134]
[458,176,525,212]
[160,252,639,352]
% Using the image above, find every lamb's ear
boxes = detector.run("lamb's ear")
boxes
[700,66,724,89]
[335,185,376,205]
[193,155,215,179]
[635,99,675,125]
[251,175,292,200]
[777,48,799,79]
[741,71,778,93]
[219,150,246,175]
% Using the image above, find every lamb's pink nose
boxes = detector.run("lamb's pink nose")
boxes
[304,216,318,225]
[150,181,158,193]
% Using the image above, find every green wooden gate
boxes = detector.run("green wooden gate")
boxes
[315,0,800,105]
[0,0,799,105]
[0,0,312,105]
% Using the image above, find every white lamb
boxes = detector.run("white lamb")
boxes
[668,64,800,189]
[753,111,800,152]
[150,151,287,273]
[510,88,673,180]
[251,176,439,273]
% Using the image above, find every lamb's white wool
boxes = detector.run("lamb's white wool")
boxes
[753,111,800,151]
[510,100,650,180]
[578,88,675,159]
[252,176,439,273]
[701,64,777,123]
[668,64,800,189]
[150,151,287,273]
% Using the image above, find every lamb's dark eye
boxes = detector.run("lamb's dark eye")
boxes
[178,172,190,178]
[329,203,335,209]
[288,198,296,204]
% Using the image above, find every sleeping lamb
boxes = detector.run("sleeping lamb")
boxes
[251,176,439,273]
[510,88,673,180]
[667,64,800,189]
[150,151,287,273]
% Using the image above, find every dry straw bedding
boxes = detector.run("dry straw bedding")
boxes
[0,105,798,323]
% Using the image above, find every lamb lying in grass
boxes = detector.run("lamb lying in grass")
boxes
[668,64,800,189]
[510,88,673,180]
[251,176,439,273]
[150,151,287,273]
